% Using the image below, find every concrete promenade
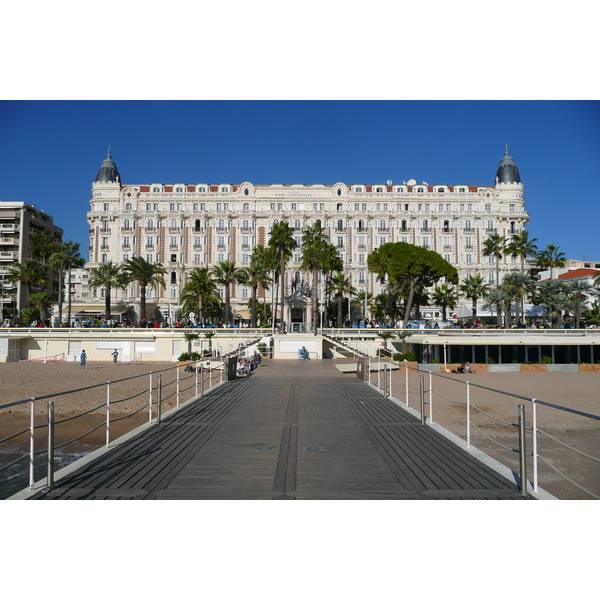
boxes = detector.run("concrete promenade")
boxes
[27,359,529,500]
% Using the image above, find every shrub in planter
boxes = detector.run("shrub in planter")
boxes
[541,355,552,364]
[258,343,268,357]
[178,352,190,362]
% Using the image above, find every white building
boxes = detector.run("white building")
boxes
[87,147,529,327]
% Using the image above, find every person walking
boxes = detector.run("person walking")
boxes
[80,349,87,369]
[112,349,119,363]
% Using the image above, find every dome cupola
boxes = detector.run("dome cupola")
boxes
[495,144,521,185]
[95,147,121,184]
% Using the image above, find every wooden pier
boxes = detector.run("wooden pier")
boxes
[28,360,529,500]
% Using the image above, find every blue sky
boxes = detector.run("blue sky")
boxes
[1,100,598,262]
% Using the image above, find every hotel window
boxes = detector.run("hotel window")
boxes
[244,188,249,196]
[485,204,491,212]
[170,203,175,210]
[291,203,297,211]
[362,203,367,211]
[198,187,205,192]
[103,203,109,212]
[123,236,130,248]
[170,236,177,248]
[218,219,225,230]
[218,253,224,262]
[123,253,129,262]
[358,253,365,263]
[242,253,249,264]
[146,236,154,248]
[444,254,450,262]
[510,204,515,213]
[176,187,183,193]
[170,288,177,298]
[194,253,201,263]
[278,203,283,211]
[147,219,154,230]
[152,187,160,193]
[146,203,151,210]
[242,287,249,298]
[153,204,158,211]
[355,203,360,211]
[242,219,249,230]
[437,188,444,193]
[320,203,325,210]
[243,203,249,211]
[218,236,225,248]
[147,253,153,262]
[223,203,229,210]
[216,203,222,211]
[123,219,131,230]
[242,236,249,248]
[337,237,344,248]
[379,237,387,246]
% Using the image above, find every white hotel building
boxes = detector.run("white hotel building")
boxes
[86,147,529,327]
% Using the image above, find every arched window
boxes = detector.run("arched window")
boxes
[176,187,183,193]
[171,272,177,284]
[510,221,516,234]
[337,203,343,211]
[152,187,160,193]
[401,220,407,232]
[443,220,450,232]
[194,219,201,232]
[358,219,364,232]
[198,187,205,192]
[243,202,249,211]
[125,203,132,211]
[244,188,249,196]
[337,188,342,196]
[376,187,383,193]
[337,219,343,231]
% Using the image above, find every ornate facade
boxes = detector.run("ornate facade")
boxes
[87,147,529,326]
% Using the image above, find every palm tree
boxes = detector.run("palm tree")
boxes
[180,267,219,324]
[210,259,243,324]
[238,260,271,327]
[482,233,507,286]
[29,230,59,266]
[328,272,356,327]
[535,280,570,328]
[508,230,538,272]
[484,286,512,328]
[184,331,200,354]
[537,243,566,280]
[431,283,459,322]
[27,291,57,325]
[8,258,47,296]
[50,241,85,326]
[353,290,374,322]
[268,221,296,332]
[568,280,593,329]
[123,256,167,322]
[87,261,127,321]
[459,274,489,322]
[300,221,330,333]
[502,271,534,325]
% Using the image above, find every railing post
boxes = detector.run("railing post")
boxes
[389,363,393,398]
[157,374,162,424]
[531,398,538,492]
[429,371,434,423]
[149,372,153,423]
[29,398,35,489]
[419,375,425,424]
[47,401,54,491]
[201,363,205,397]
[377,357,381,390]
[106,381,111,448]
[518,404,528,496]
[466,381,471,446]
[405,364,409,407]
[176,367,180,408]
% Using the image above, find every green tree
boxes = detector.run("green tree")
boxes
[210,259,243,324]
[534,279,570,328]
[300,221,330,333]
[431,283,459,321]
[180,267,220,324]
[567,280,593,329]
[50,241,85,325]
[508,230,538,272]
[8,258,47,296]
[87,261,128,321]
[484,286,512,328]
[368,242,458,328]
[238,258,271,328]
[28,291,57,325]
[123,256,167,322]
[268,221,296,331]
[459,274,489,322]
[482,233,507,286]
[502,270,534,325]
[328,272,356,327]
[184,331,200,354]
[536,243,566,280]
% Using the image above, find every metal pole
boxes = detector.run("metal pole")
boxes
[201,362,205,397]
[518,404,528,496]
[29,398,35,489]
[149,372,153,422]
[157,374,162,424]
[429,371,433,423]
[532,398,538,492]
[466,381,471,446]
[419,375,425,424]
[176,367,180,407]
[106,381,111,448]
[389,362,392,398]
[195,361,199,396]
[405,364,409,407]
[47,401,54,491]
